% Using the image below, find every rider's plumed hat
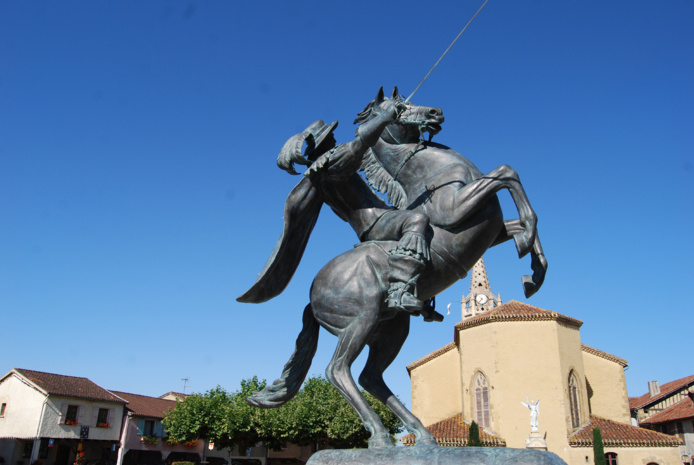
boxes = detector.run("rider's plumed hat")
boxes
[277,119,338,175]
[303,119,338,159]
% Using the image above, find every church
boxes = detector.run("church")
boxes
[403,259,682,465]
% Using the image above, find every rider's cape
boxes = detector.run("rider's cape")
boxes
[237,175,322,303]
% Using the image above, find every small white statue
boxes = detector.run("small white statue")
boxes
[521,397,540,432]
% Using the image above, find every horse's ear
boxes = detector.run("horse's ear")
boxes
[375,86,385,104]
[391,86,399,99]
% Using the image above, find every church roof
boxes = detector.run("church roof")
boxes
[401,413,506,447]
[406,342,457,373]
[639,396,694,425]
[568,415,683,447]
[454,300,583,332]
[628,374,694,410]
[581,344,628,367]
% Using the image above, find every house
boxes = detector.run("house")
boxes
[109,391,203,465]
[0,369,269,465]
[0,369,127,465]
[403,259,683,465]
[630,375,694,464]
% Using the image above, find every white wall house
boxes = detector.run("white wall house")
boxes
[0,369,127,465]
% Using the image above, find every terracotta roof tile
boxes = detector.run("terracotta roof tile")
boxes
[13,369,126,404]
[581,345,628,367]
[159,391,188,400]
[111,391,177,419]
[628,374,694,410]
[406,342,457,373]
[569,415,683,447]
[454,300,583,332]
[640,397,694,425]
[401,413,505,447]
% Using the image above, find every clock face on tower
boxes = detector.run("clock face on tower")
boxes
[476,294,488,305]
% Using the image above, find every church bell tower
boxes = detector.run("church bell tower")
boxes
[462,257,501,319]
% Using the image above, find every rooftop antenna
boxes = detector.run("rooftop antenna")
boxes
[181,378,189,394]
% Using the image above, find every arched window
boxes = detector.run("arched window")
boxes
[569,371,581,428]
[474,372,490,429]
[605,452,618,465]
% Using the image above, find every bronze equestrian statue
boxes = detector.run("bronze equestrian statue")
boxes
[238,87,547,449]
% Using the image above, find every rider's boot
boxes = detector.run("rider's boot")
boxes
[386,257,424,314]
[386,232,428,314]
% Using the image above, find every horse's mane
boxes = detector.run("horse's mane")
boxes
[354,98,408,209]
[360,148,408,209]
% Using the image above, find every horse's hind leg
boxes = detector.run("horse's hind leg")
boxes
[492,219,548,297]
[326,316,394,448]
[358,313,437,446]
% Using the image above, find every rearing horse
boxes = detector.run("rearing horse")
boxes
[240,87,547,448]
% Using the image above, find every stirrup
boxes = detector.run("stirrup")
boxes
[387,283,423,314]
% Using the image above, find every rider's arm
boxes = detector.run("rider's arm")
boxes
[349,100,404,156]
[320,100,405,181]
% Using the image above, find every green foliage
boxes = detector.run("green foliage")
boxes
[288,375,402,449]
[141,435,158,445]
[468,420,482,447]
[163,375,402,451]
[592,428,606,465]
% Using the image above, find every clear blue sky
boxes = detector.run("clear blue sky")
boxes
[2,1,692,410]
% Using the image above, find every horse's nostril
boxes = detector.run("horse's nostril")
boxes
[429,108,439,116]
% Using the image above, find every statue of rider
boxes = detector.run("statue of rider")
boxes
[277,100,441,321]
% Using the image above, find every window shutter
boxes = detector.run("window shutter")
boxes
[155,422,164,437]
[59,403,68,424]
[137,419,145,435]
[107,409,114,428]
[77,405,84,424]
[92,408,99,426]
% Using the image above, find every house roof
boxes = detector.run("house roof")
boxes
[159,391,188,401]
[628,374,694,410]
[454,300,583,333]
[406,342,457,373]
[568,415,683,447]
[401,413,506,447]
[639,396,694,425]
[9,369,127,404]
[110,391,177,419]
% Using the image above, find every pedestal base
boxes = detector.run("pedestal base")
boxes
[525,432,548,451]
[307,445,566,465]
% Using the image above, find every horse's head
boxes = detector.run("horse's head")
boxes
[354,87,444,144]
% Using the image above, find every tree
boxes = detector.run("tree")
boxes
[592,427,606,465]
[289,376,402,449]
[162,385,236,450]
[163,376,402,451]
[468,420,482,447]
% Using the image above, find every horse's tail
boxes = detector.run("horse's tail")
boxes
[246,304,319,408]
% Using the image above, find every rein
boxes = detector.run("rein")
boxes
[385,126,424,182]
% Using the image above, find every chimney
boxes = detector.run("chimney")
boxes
[648,380,660,397]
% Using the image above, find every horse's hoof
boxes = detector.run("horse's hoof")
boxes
[522,275,537,298]
[368,434,395,449]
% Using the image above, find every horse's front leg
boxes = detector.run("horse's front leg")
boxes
[434,165,537,258]
[492,219,547,297]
